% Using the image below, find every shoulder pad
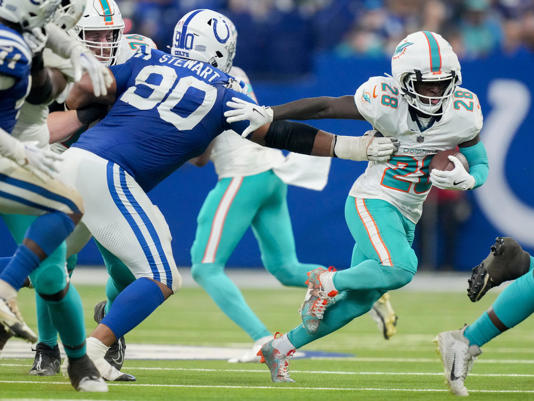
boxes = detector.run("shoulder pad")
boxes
[448,86,483,141]
[354,76,403,130]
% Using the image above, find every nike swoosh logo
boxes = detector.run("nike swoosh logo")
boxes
[372,85,378,98]
[252,108,264,116]
[453,180,465,186]
[450,356,460,381]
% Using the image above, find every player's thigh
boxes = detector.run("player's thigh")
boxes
[95,240,135,290]
[60,149,181,291]
[345,196,417,272]
[251,174,299,267]
[65,222,92,257]
[191,175,264,265]
[0,157,83,216]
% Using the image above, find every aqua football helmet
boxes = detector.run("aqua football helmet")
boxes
[171,9,237,73]
[73,0,124,66]
[391,31,461,116]
[0,0,61,30]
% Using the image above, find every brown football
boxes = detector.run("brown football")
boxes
[429,149,469,173]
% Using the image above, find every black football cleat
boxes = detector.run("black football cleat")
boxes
[68,354,108,392]
[29,342,61,376]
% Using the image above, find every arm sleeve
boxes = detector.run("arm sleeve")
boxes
[222,89,258,136]
[459,141,489,189]
[110,62,133,96]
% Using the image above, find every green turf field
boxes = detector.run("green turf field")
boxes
[2,283,534,400]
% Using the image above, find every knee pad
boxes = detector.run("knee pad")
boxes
[30,249,68,296]
[38,281,70,302]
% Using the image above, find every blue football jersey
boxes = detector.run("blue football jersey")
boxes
[74,49,254,192]
[0,24,32,133]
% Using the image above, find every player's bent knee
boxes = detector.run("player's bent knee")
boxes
[191,263,223,285]
[31,264,68,295]
[37,282,70,302]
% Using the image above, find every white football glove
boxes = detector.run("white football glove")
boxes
[334,130,399,162]
[430,155,475,190]
[71,48,113,97]
[224,97,273,137]
[23,27,48,54]
[22,142,64,181]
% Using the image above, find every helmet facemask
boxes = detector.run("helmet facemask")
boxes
[401,71,458,116]
[77,27,122,65]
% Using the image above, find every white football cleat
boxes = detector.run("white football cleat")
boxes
[434,329,481,396]
[228,335,274,363]
[369,293,398,340]
[0,296,37,343]
[67,354,108,392]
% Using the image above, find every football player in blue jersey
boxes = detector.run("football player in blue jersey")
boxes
[61,8,396,381]
[435,237,534,396]
[0,0,110,392]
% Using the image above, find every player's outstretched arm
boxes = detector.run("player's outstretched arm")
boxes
[224,96,364,135]
[272,95,364,121]
[66,71,117,110]
[247,122,397,161]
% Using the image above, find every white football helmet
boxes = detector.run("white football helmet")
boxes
[171,9,237,73]
[73,0,124,66]
[53,0,86,31]
[0,0,61,31]
[115,33,157,65]
[391,31,462,116]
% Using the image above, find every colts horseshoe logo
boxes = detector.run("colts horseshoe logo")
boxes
[212,18,230,44]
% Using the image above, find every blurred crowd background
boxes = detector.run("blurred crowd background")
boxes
[116,0,534,79]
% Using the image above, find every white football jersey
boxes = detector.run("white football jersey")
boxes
[351,75,483,223]
[210,66,285,178]
[11,49,74,148]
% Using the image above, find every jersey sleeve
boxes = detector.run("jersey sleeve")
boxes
[110,61,134,96]
[221,88,258,136]
[0,33,31,80]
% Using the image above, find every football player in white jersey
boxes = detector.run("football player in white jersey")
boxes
[224,30,489,382]
[190,66,397,362]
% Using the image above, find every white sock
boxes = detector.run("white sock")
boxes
[0,279,17,300]
[320,271,338,297]
[86,336,110,360]
[273,334,295,355]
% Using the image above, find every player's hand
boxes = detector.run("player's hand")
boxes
[365,131,399,162]
[224,97,273,137]
[430,155,475,190]
[22,142,64,181]
[70,47,113,97]
[23,27,48,54]
[334,130,398,162]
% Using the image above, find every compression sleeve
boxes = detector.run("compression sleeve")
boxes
[460,141,489,189]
